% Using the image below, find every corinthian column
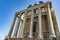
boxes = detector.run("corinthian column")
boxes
[47,2,56,40]
[13,14,20,38]
[22,13,26,38]
[29,10,34,38]
[20,13,26,38]
[17,20,23,38]
[17,12,26,38]
[7,13,17,38]
[38,8,43,40]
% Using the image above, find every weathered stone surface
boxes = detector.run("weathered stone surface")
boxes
[5,1,59,40]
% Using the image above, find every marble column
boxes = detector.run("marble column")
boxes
[20,13,26,38]
[47,2,56,40]
[7,13,17,38]
[21,13,26,38]
[29,10,34,38]
[38,8,43,40]
[17,12,26,38]
[17,20,23,38]
[13,15,20,38]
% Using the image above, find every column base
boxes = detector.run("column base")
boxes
[28,36,33,38]
[49,37,56,40]
[5,36,11,40]
[37,36,43,40]
[50,35,56,38]
[17,36,23,38]
[12,36,17,38]
[37,38,43,40]
[5,36,11,39]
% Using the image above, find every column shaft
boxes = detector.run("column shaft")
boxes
[21,13,26,38]
[17,21,23,38]
[38,8,43,40]
[47,3,56,38]
[17,13,26,38]
[13,17,20,38]
[29,10,34,38]
[8,14,17,38]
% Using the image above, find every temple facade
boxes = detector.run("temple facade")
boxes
[5,1,60,40]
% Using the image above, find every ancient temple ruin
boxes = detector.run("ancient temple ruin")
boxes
[5,1,60,40]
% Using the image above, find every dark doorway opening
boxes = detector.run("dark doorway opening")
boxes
[33,24,36,33]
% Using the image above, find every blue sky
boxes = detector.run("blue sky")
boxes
[0,0,60,40]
